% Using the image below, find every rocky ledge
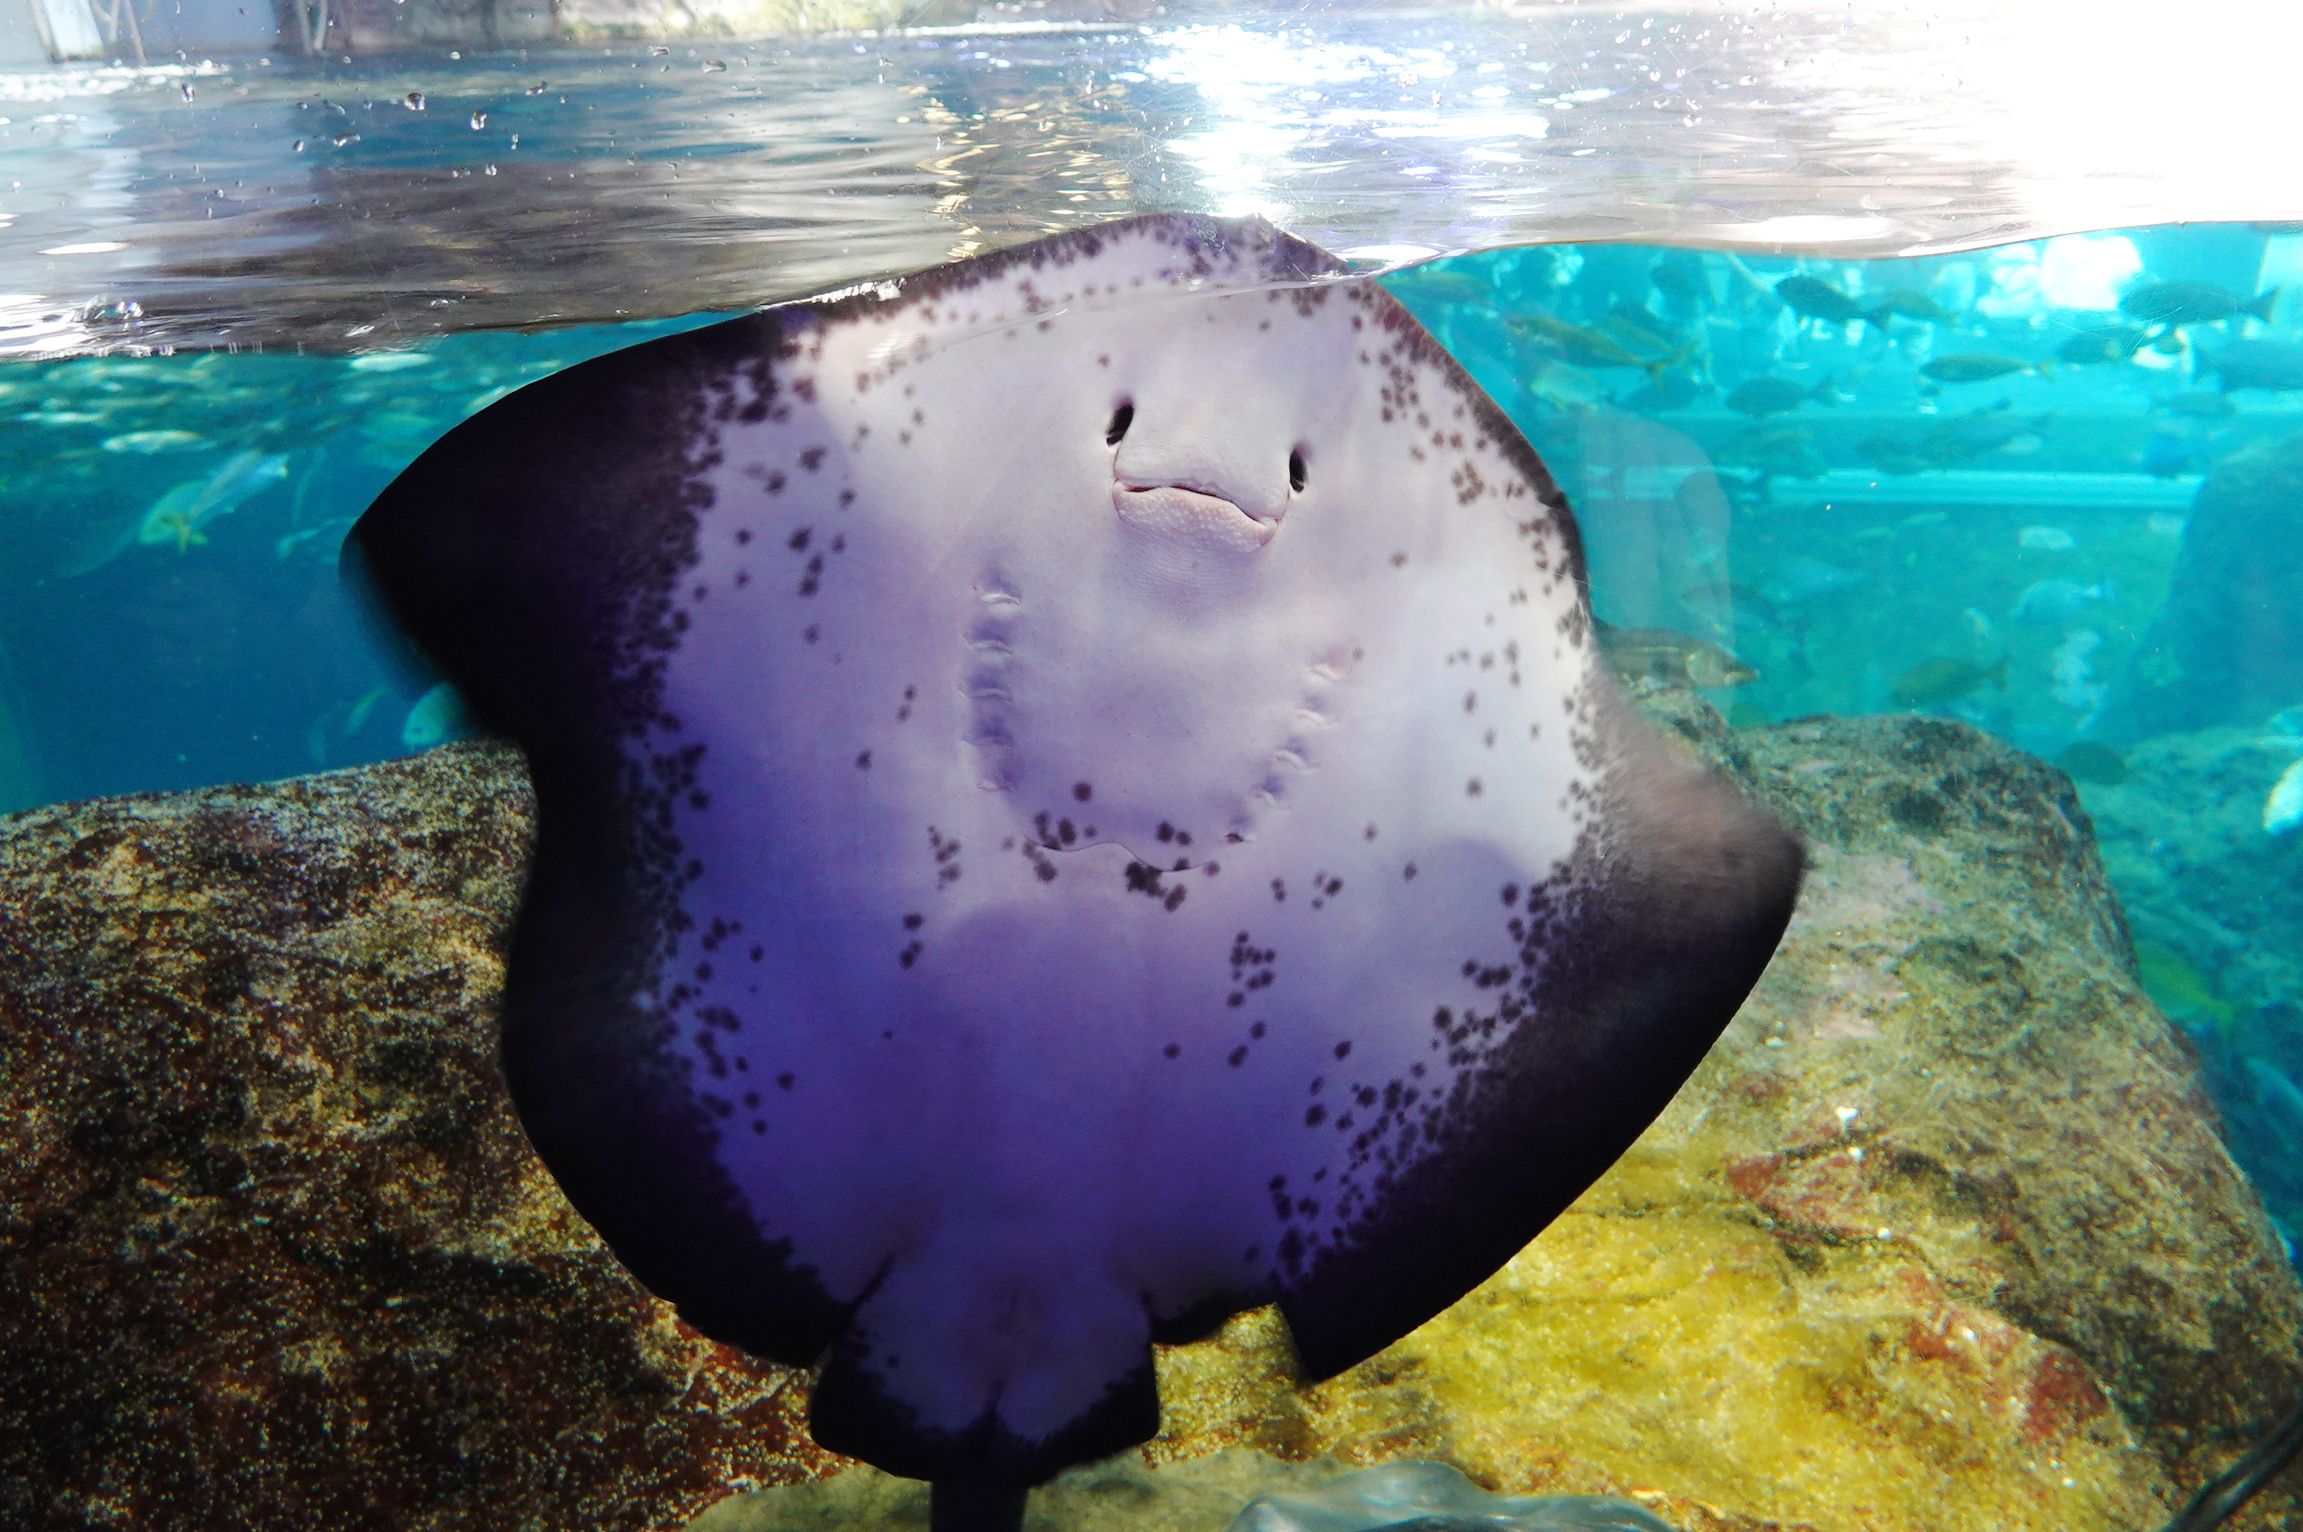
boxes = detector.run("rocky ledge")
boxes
[0,707,2297,1531]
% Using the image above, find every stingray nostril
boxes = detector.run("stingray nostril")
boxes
[1288,449,1307,493]
[1105,403,1135,446]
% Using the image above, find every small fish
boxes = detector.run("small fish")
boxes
[1596,623,1758,688]
[1871,289,1961,325]
[1892,655,2008,708]
[1508,313,1689,378]
[2055,740,2129,786]
[349,351,433,373]
[1595,304,1696,371]
[401,681,477,750]
[2120,281,2279,328]
[2201,339,2303,393]
[100,428,204,455]
[2011,575,2113,624]
[2018,525,2076,552]
[2054,324,2149,366]
[134,450,291,555]
[1919,353,2049,385]
[2134,938,2235,1031]
[1724,375,1837,417]
[1774,274,1887,331]
[2267,757,2303,835]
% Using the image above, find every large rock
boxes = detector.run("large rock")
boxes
[0,748,833,1531]
[2130,428,2303,732]
[1,712,2296,1531]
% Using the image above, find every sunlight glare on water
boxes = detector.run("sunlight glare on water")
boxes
[0,0,2297,358]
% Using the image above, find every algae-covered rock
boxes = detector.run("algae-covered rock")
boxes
[1,716,2297,1532]
[1150,707,2303,1532]
[0,746,832,1531]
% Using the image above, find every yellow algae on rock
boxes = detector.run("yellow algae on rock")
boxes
[1143,705,2302,1532]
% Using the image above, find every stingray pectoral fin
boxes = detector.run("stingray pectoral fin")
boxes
[1277,700,1803,1379]
[495,833,854,1371]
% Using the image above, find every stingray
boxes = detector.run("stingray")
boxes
[347,214,1802,1532]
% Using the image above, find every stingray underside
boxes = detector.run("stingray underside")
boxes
[347,213,1802,1490]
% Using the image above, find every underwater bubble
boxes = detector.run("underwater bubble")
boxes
[403,91,426,111]
[469,110,487,130]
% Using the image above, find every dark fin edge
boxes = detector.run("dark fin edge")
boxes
[1279,696,1803,1378]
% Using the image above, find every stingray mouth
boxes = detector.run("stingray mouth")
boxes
[1111,482,1279,554]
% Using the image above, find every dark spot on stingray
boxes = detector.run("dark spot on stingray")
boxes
[776,1071,795,1090]
[1073,781,1093,802]
[1305,1104,1327,1127]
[1334,1041,1352,1060]
[735,528,752,545]
[799,446,827,472]
[1163,1043,1180,1059]
[856,750,872,769]
[789,528,811,551]
[1228,992,1244,1007]
[1229,1045,1248,1066]
[1157,822,1175,843]
[1466,778,1484,797]
[1501,883,1520,906]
